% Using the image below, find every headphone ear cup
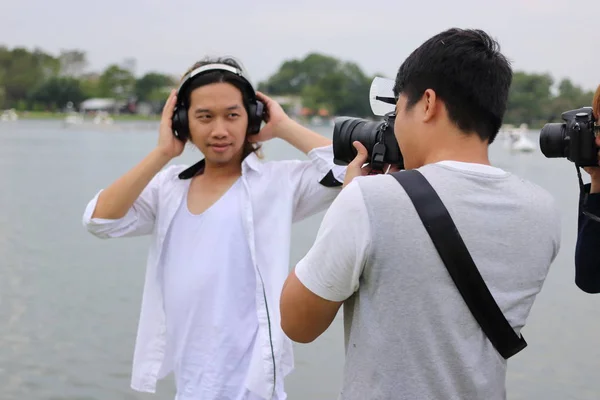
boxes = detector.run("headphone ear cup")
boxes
[247,100,265,135]
[172,104,189,142]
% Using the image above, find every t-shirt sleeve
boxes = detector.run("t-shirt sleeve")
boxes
[294,179,371,302]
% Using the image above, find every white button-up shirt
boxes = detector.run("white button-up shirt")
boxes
[82,145,345,399]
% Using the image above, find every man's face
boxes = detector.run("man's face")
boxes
[394,93,421,170]
[187,82,249,165]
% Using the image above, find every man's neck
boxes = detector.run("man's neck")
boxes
[422,131,490,167]
[201,160,242,182]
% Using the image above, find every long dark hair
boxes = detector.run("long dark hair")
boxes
[180,57,263,159]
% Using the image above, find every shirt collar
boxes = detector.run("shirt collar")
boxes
[178,152,262,180]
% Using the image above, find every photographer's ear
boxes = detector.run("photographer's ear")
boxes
[422,89,438,123]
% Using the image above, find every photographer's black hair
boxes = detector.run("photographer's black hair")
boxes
[179,56,262,158]
[393,28,512,144]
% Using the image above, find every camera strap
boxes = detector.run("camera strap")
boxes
[390,169,527,359]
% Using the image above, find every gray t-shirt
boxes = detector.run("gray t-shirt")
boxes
[295,161,561,400]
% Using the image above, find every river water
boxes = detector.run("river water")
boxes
[0,120,598,399]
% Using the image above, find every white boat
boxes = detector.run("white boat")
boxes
[93,111,114,125]
[510,132,535,152]
[1,109,18,122]
[499,123,535,153]
[64,113,84,126]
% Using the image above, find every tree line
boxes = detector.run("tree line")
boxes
[0,46,595,127]
[259,53,596,127]
[0,47,175,113]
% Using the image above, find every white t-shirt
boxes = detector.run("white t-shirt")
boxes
[160,179,269,400]
[296,161,507,300]
[294,160,561,400]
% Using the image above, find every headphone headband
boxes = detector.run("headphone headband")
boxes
[177,63,254,97]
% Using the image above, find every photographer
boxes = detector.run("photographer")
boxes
[279,28,561,400]
[575,84,600,294]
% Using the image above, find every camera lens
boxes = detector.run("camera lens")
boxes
[539,123,567,158]
[332,117,382,165]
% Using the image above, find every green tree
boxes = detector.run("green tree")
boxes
[0,46,59,108]
[259,53,373,117]
[78,73,101,99]
[0,67,6,107]
[329,62,372,116]
[59,49,88,77]
[546,78,595,121]
[259,54,340,96]
[97,64,136,99]
[504,72,554,126]
[0,46,594,123]
[503,74,595,127]
[29,77,86,110]
[135,72,175,102]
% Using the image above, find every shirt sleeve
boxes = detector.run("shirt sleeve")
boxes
[281,144,346,223]
[81,165,177,239]
[294,179,371,302]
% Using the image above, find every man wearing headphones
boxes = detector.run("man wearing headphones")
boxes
[82,57,345,400]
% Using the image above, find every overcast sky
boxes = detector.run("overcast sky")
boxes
[1,0,598,91]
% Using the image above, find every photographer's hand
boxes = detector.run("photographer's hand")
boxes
[343,142,371,187]
[343,142,402,187]
[583,136,600,193]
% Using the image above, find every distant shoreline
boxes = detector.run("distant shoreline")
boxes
[7,111,546,130]
[16,111,160,122]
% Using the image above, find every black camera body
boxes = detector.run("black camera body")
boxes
[539,106,598,167]
[332,112,404,170]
